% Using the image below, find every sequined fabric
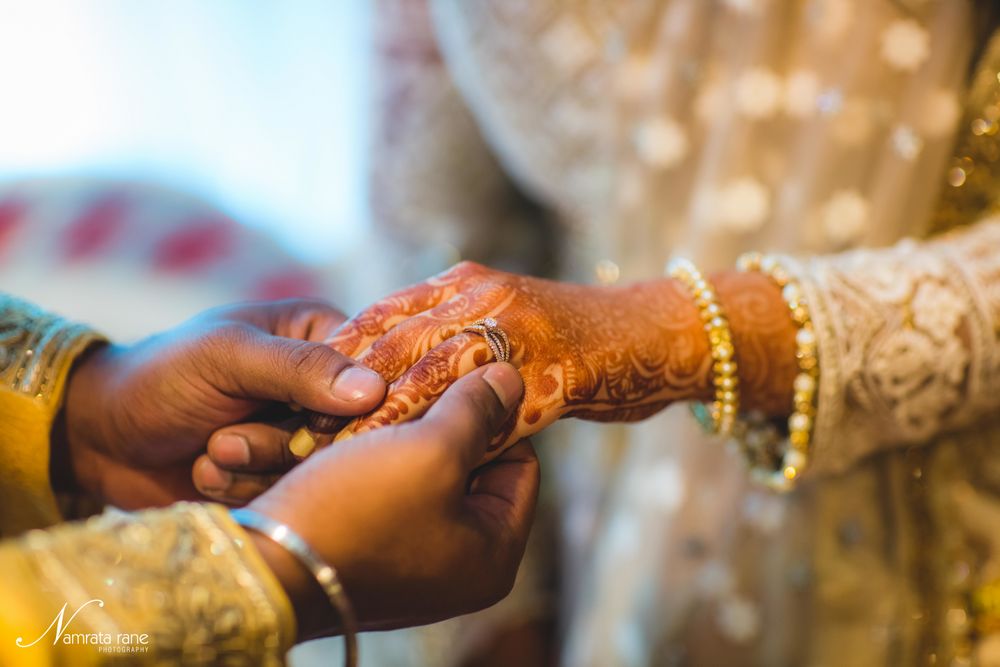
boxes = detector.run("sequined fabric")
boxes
[0,294,104,404]
[368,0,1000,664]
[0,294,106,535]
[2,502,294,665]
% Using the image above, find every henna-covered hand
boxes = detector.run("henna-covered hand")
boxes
[313,261,718,461]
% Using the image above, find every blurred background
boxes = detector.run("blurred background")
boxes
[0,3,552,664]
[0,0,381,339]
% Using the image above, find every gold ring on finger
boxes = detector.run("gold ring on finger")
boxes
[462,317,512,363]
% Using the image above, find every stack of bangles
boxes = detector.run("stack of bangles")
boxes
[667,254,819,492]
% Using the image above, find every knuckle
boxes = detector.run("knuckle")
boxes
[336,307,382,340]
[466,377,507,427]
[356,347,397,381]
[433,378,506,446]
[201,323,253,373]
[446,391,490,441]
[207,321,252,347]
[286,341,334,376]
[291,298,345,322]
[284,296,333,310]
[448,260,484,277]
[324,324,358,351]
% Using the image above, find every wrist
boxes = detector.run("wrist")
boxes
[53,343,116,498]
[51,341,114,498]
[245,499,348,641]
[609,278,714,405]
[709,269,797,415]
[248,531,336,641]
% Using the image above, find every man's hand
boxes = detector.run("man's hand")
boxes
[57,299,386,509]
[247,363,538,637]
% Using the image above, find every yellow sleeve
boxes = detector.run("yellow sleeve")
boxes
[0,297,297,663]
[0,295,105,537]
[0,502,296,666]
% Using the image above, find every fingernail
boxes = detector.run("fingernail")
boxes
[289,429,317,458]
[332,366,385,402]
[213,434,251,467]
[198,462,233,494]
[483,363,523,411]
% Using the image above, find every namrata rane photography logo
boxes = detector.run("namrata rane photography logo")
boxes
[15,598,151,655]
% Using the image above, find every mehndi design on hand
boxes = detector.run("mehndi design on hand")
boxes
[290,262,800,464]
[319,261,715,461]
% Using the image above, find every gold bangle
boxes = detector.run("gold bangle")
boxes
[667,257,740,436]
[736,252,818,490]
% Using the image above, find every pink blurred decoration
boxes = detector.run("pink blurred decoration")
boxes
[63,193,131,261]
[152,216,234,273]
[252,268,321,300]
[0,180,330,338]
[0,197,26,261]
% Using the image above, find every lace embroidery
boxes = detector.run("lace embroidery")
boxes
[430,0,624,223]
[803,219,1000,474]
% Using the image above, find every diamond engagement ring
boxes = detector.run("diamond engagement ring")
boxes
[462,317,511,362]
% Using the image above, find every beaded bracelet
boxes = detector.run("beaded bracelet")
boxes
[735,252,818,491]
[667,257,740,436]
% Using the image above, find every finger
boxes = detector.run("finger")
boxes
[220,298,347,341]
[472,357,569,463]
[415,362,524,473]
[192,455,281,505]
[212,327,386,415]
[336,333,492,440]
[325,262,484,357]
[282,299,348,342]
[355,292,498,384]
[207,423,297,473]
[467,439,540,512]
[465,440,540,564]
[325,282,457,357]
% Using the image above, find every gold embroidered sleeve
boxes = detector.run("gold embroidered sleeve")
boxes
[800,218,1000,475]
[0,294,105,536]
[0,502,295,666]
[926,28,1000,235]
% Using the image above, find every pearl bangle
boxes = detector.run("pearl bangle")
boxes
[736,252,818,491]
[667,257,740,436]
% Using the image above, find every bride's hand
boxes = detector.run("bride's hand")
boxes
[325,261,714,460]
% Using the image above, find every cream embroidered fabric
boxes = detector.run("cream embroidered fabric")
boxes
[352,0,1000,665]
[804,220,1000,474]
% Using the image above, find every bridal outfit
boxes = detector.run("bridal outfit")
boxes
[364,1,1000,664]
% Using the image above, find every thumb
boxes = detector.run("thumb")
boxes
[417,363,523,473]
[211,327,387,415]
